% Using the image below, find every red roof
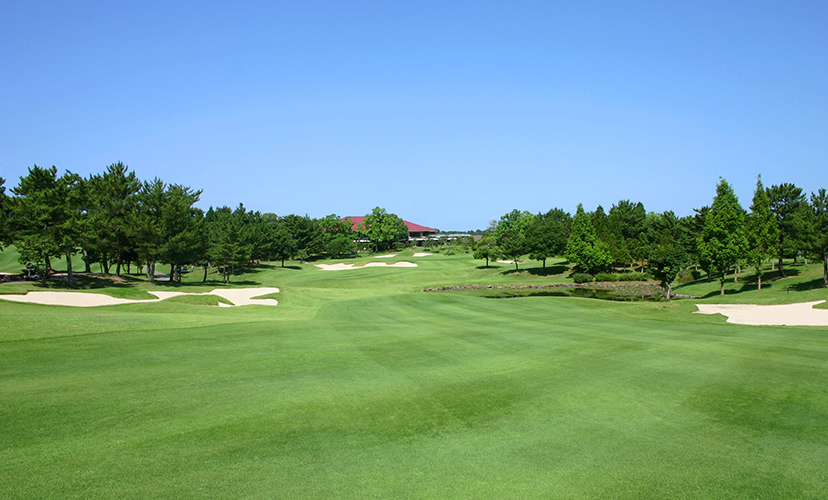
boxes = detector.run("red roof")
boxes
[343,216,437,233]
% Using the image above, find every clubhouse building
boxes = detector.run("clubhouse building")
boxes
[343,216,438,244]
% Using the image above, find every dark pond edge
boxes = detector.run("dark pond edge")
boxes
[422,283,701,299]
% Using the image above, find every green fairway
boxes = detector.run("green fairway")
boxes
[1,252,827,498]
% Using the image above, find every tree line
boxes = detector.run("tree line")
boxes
[1,165,825,294]
[475,177,828,295]
[0,164,410,284]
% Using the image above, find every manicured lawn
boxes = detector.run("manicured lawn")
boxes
[1,251,827,498]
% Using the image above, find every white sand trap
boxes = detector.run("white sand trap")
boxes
[413,252,432,257]
[694,300,828,326]
[0,287,280,308]
[497,260,518,264]
[373,254,397,258]
[315,261,418,271]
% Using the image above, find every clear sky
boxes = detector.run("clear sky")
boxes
[2,1,826,230]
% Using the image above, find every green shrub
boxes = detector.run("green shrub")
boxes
[594,272,617,282]
[618,272,648,282]
[676,269,701,284]
[572,273,593,284]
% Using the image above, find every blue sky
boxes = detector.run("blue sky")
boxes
[2,1,826,230]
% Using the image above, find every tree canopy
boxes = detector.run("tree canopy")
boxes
[359,207,408,252]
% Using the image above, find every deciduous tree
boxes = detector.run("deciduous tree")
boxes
[473,221,501,267]
[526,208,569,269]
[495,210,532,271]
[649,246,689,300]
[359,207,408,252]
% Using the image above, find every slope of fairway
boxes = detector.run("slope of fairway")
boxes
[1,253,827,498]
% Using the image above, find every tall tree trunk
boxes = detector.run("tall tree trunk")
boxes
[82,249,91,273]
[720,280,725,295]
[101,251,110,274]
[755,265,762,290]
[823,251,828,287]
[65,249,73,286]
[203,265,208,283]
[116,250,122,276]
[778,248,786,278]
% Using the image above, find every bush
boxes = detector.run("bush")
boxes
[572,273,593,284]
[594,272,617,282]
[676,269,701,285]
[618,272,648,282]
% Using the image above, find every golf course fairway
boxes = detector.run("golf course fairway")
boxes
[1,252,827,498]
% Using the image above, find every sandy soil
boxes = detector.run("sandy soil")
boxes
[372,254,397,258]
[694,300,828,326]
[412,252,432,257]
[497,260,517,264]
[0,287,280,308]
[315,262,418,271]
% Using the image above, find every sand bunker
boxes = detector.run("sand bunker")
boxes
[694,300,828,326]
[315,262,418,271]
[0,287,280,308]
[373,254,397,258]
[413,252,432,257]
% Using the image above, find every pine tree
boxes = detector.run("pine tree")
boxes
[0,177,9,248]
[806,189,828,287]
[565,204,611,275]
[698,179,747,295]
[767,183,806,277]
[745,176,778,290]
[88,162,142,275]
[133,178,167,283]
[11,166,84,284]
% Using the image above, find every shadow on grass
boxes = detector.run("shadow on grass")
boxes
[476,265,503,270]
[28,273,144,290]
[526,265,568,276]
[792,278,826,292]
[762,268,800,281]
